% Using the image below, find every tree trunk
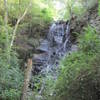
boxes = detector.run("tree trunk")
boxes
[4,0,10,62]
[21,59,33,100]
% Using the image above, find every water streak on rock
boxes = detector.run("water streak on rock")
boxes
[32,21,71,94]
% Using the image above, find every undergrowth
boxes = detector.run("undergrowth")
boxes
[50,26,100,100]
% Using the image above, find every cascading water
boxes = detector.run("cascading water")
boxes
[32,20,71,96]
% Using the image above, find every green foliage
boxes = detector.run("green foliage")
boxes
[54,26,100,100]
[0,51,24,100]
[0,25,13,50]
[0,8,23,99]
[78,25,100,53]
[98,0,100,16]
[31,73,56,99]
[72,5,86,16]
[0,16,3,25]
[7,0,53,24]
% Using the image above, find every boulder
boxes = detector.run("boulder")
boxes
[36,39,50,52]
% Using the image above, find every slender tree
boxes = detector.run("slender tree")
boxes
[21,59,33,100]
[9,0,32,52]
[4,0,10,63]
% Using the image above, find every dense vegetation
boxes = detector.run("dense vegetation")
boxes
[54,26,100,100]
[0,0,54,99]
[0,0,100,100]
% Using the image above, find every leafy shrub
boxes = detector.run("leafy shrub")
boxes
[0,2,24,99]
[54,26,100,100]
[78,26,100,53]
[0,51,24,100]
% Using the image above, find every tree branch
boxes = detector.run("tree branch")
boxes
[10,2,32,50]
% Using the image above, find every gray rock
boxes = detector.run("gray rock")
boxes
[36,39,50,52]
[33,53,49,62]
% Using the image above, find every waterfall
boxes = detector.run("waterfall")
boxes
[32,20,71,95]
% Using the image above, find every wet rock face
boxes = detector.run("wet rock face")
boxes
[32,21,71,75]
[47,21,69,45]
[49,23,65,44]
[31,3,99,76]
[36,40,50,52]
